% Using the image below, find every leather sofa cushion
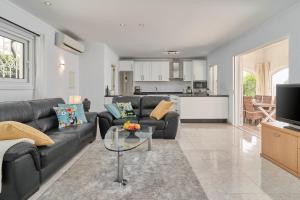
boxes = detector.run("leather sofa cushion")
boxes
[113,118,138,126]
[140,96,170,117]
[113,96,141,116]
[139,117,165,130]
[29,98,65,132]
[0,101,34,123]
[46,123,95,143]
[38,133,78,168]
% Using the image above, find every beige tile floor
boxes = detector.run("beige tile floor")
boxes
[177,123,300,200]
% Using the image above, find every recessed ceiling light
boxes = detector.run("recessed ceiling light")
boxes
[120,23,126,27]
[44,1,52,6]
[162,50,180,55]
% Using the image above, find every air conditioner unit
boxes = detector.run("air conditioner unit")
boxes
[55,32,85,54]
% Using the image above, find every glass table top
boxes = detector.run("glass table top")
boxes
[104,125,154,152]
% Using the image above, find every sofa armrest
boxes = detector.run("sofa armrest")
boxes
[1,142,40,200]
[4,142,40,170]
[98,111,114,123]
[163,111,180,139]
[85,112,98,123]
[98,111,114,139]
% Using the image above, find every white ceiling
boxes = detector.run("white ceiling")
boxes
[9,0,299,58]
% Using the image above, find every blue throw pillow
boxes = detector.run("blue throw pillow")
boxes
[53,107,74,129]
[58,104,87,125]
[105,104,121,119]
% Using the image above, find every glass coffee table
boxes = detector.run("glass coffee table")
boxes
[103,125,154,185]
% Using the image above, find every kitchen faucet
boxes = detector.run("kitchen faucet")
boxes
[155,87,158,93]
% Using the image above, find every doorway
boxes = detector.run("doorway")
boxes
[233,38,289,136]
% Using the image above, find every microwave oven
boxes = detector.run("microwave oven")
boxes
[193,81,207,89]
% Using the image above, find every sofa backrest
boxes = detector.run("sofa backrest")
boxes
[28,98,65,132]
[113,96,141,116]
[140,96,170,117]
[0,101,38,128]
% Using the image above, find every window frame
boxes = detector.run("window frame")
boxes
[0,19,35,90]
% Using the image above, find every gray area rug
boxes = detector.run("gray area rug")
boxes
[38,140,208,200]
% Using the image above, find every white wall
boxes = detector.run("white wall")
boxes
[207,3,300,123]
[79,43,105,111]
[103,45,119,94]
[0,0,79,102]
[240,39,289,74]
[79,43,119,111]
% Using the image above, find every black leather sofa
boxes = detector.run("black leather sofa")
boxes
[0,98,97,200]
[98,96,179,139]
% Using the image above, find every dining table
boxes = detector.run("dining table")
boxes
[253,101,276,127]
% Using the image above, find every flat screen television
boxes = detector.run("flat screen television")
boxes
[276,84,300,128]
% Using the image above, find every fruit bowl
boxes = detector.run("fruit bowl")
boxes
[123,121,141,132]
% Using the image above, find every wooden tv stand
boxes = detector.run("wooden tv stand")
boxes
[261,122,300,177]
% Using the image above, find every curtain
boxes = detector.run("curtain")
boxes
[255,62,271,95]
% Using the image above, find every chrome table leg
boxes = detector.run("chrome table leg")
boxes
[148,137,152,151]
[115,151,127,185]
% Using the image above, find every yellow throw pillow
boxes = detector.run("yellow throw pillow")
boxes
[0,121,55,146]
[150,100,174,120]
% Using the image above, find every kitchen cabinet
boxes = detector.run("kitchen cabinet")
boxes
[152,61,169,81]
[119,60,134,71]
[192,60,207,81]
[134,61,152,81]
[180,96,228,120]
[134,62,143,81]
[134,61,169,82]
[183,61,193,81]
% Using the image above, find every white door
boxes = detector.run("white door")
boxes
[183,61,193,81]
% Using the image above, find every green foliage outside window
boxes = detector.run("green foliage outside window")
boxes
[243,72,256,97]
[0,53,20,78]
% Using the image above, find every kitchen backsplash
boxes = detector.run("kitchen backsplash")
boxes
[134,80,192,92]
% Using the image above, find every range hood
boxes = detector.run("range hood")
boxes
[170,59,183,79]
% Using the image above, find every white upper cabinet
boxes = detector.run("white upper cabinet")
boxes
[133,61,152,81]
[160,61,170,81]
[151,62,161,81]
[152,61,169,81]
[192,60,207,81]
[134,61,169,82]
[133,61,143,81]
[142,62,152,81]
[183,61,193,81]
[119,60,134,71]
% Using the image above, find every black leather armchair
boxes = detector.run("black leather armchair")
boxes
[98,96,179,139]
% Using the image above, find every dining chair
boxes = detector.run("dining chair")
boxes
[255,95,263,103]
[243,96,264,125]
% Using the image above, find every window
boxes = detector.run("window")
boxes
[0,19,35,89]
[209,65,218,95]
[0,35,24,79]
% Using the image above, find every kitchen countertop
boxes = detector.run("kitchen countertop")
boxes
[105,93,229,97]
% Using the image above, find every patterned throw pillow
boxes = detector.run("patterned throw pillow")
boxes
[116,102,136,119]
[53,107,77,129]
[104,103,121,119]
[58,104,87,125]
